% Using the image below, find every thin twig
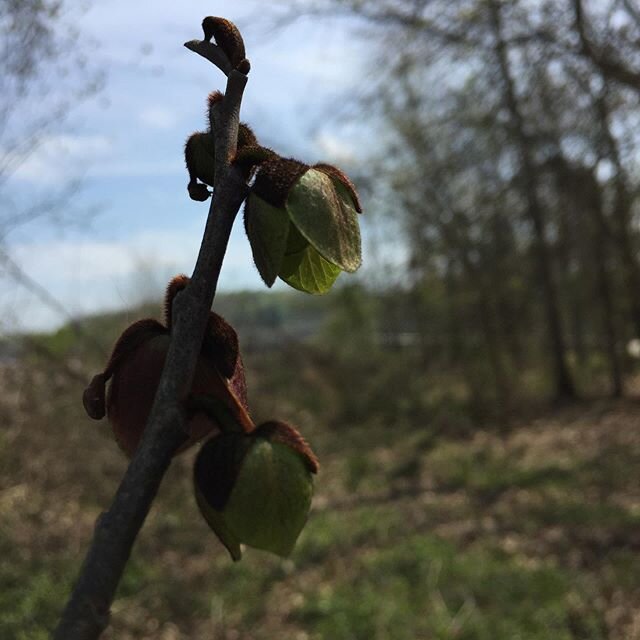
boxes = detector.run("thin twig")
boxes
[52,42,249,640]
[184,39,233,76]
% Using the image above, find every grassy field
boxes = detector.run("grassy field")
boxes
[1,311,640,639]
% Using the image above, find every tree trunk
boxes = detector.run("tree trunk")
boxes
[488,0,576,401]
[595,92,640,340]
[552,156,624,396]
[442,216,512,422]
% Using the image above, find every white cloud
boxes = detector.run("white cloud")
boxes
[3,221,264,332]
[314,131,356,164]
[0,2,374,333]
[11,230,199,282]
[11,134,113,185]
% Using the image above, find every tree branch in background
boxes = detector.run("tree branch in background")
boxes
[52,38,249,640]
[573,0,640,92]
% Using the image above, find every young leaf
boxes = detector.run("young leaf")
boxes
[244,194,290,287]
[194,489,243,561]
[223,437,314,557]
[332,178,362,218]
[194,432,252,560]
[284,222,309,254]
[286,168,362,273]
[314,163,363,213]
[194,425,317,560]
[279,244,341,295]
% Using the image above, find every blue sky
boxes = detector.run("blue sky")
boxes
[1,1,378,332]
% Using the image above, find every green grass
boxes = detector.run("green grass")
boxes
[292,535,605,640]
[0,531,75,640]
[2,338,640,639]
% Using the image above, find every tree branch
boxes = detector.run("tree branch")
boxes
[184,39,233,76]
[573,0,640,92]
[52,41,249,640]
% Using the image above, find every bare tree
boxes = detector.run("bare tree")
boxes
[273,0,640,403]
[573,0,640,92]
[0,0,102,341]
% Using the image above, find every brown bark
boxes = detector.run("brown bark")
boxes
[488,0,576,400]
[594,90,640,339]
[573,0,640,93]
[53,39,250,640]
[550,156,623,397]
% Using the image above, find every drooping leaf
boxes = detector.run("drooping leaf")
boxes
[333,178,362,218]
[244,194,290,287]
[284,222,309,254]
[256,421,319,473]
[223,437,314,557]
[194,432,252,510]
[194,487,243,561]
[279,244,341,295]
[194,425,317,560]
[314,163,363,213]
[286,168,362,273]
[193,433,253,561]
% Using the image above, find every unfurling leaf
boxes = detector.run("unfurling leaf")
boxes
[244,193,290,287]
[279,244,341,295]
[194,421,318,561]
[313,163,363,213]
[244,158,363,294]
[286,168,361,273]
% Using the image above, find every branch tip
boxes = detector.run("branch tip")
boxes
[184,39,233,76]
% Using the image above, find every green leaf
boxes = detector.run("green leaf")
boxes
[314,162,363,213]
[279,244,341,295]
[285,222,309,254]
[224,438,314,557]
[244,194,290,287]
[332,177,362,216]
[194,427,316,560]
[194,484,243,561]
[194,433,252,561]
[286,168,362,273]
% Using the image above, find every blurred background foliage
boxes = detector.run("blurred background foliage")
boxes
[3,0,640,638]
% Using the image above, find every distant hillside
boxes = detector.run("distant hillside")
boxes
[16,288,335,365]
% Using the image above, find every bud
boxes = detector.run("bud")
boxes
[244,158,362,294]
[185,132,216,200]
[194,421,318,560]
[201,17,246,69]
[82,276,248,457]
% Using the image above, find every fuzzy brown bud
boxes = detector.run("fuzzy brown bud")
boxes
[202,17,246,68]
[253,157,309,209]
